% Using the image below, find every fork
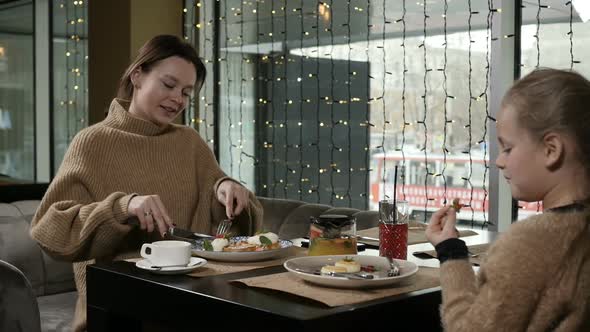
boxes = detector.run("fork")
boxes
[215,219,232,237]
[385,256,401,277]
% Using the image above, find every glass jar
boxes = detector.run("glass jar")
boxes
[308,214,357,256]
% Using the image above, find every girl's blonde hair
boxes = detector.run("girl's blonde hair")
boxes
[502,68,590,169]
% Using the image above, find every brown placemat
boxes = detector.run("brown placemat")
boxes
[413,243,490,266]
[357,222,478,246]
[126,246,308,277]
[232,267,440,307]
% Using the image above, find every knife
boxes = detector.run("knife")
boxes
[293,267,374,280]
[127,217,215,241]
[167,226,215,241]
[356,235,380,242]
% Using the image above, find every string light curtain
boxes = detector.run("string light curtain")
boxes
[517,0,590,220]
[185,0,496,225]
[52,0,88,170]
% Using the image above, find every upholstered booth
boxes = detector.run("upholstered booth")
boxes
[0,184,379,332]
[0,184,76,332]
[0,259,42,332]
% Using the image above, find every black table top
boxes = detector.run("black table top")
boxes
[87,231,497,331]
[87,257,442,331]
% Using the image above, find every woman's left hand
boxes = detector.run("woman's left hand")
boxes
[216,180,250,219]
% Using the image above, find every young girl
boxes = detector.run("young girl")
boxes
[30,35,263,332]
[427,68,590,331]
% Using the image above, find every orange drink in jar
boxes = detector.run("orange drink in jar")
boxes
[308,214,357,256]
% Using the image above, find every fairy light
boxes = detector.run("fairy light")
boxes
[224,0,234,176]
[420,0,430,221]
[345,0,352,206]
[270,0,278,197]
[55,0,88,167]
[298,0,304,200]
[379,0,388,201]
[466,0,476,223]
[237,0,246,184]
[400,0,407,201]
[283,0,288,198]
[184,0,499,222]
[440,0,449,207]
[329,0,336,205]
[480,0,496,229]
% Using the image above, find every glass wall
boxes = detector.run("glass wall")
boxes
[0,0,35,182]
[187,0,495,227]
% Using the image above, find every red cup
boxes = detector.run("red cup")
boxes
[379,222,408,260]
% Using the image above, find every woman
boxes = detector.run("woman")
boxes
[426,68,590,331]
[30,35,263,332]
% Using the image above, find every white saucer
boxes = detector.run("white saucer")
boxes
[135,257,207,275]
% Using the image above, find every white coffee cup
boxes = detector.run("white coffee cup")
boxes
[140,240,191,267]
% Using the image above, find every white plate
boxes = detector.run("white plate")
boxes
[284,255,418,288]
[191,236,293,262]
[135,257,207,275]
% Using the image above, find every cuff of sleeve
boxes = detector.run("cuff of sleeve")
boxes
[213,177,242,195]
[113,193,138,223]
[435,238,468,264]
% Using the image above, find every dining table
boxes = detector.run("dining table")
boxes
[86,226,497,332]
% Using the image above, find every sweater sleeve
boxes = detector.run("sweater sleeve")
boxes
[439,224,551,332]
[29,132,135,262]
[192,134,263,235]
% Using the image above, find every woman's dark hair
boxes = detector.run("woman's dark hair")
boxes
[502,68,590,173]
[117,34,206,100]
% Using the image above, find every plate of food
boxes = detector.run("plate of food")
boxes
[284,255,418,288]
[191,232,293,262]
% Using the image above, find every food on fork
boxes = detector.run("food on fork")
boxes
[335,257,361,273]
[451,198,464,212]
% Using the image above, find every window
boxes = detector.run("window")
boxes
[0,1,35,182]
[189,0,494,226]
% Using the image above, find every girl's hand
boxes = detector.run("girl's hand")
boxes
[128,195,173,237]
[426,205,460,246]
[216,180,249,219]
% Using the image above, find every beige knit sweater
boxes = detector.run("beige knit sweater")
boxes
[440,211,590,331]
[30,99,263,331]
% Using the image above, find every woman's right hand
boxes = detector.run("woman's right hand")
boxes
[127,195,173,237]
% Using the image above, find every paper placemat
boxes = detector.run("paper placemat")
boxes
[357,222,478,246]
[413,243,490,266]
[232,267,440,307]
[126,246,308,277]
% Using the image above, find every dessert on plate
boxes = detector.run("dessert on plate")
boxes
[321,257,361,275]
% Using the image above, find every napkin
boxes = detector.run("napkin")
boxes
[413,243,490,266]
[232,267,441,307]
